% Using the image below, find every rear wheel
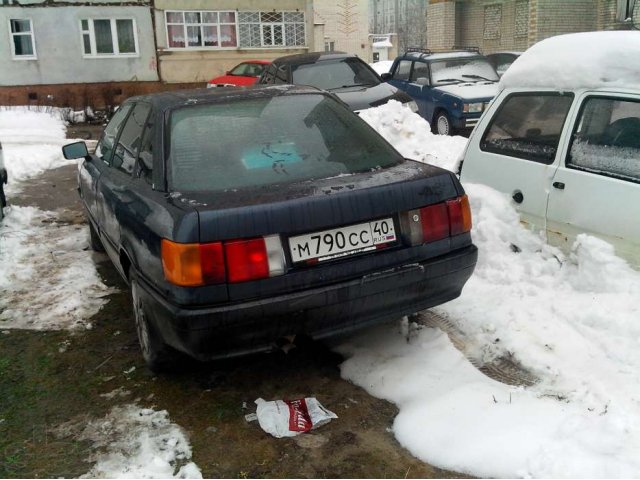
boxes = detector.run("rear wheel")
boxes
[433,111,454,136]
[130,271,176,372]
[88,221,105,252]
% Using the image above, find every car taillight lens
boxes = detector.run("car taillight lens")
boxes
[162,235,285,286]
[161,240,225,287]
[400,195,472,246]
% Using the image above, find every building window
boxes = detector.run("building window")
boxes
[324,40,335,52]
[515,1,529,37]
[237,11,305,48]
[9,19,36,59]
[81,18,138,57]
[483,4,502,40]
[165,11,237,49]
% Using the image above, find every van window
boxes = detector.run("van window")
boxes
[567,97,640,183]
[481,93,574,164]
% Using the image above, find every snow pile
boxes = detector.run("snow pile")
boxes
[369,60,394,75]
[359,100,468,172]
[340,101,640,477]
[0,108,73,190]
[501,31,640,90]
[70,405,201,478]
[0,206,114,330]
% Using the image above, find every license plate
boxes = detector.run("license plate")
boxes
[289,218,396,263]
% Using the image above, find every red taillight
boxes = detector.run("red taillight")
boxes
[224,238,270,283]
[199,242,226,284]
[419,203,450,243]
[400,195,472,246]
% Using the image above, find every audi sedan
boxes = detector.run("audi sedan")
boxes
[62,85,477,370]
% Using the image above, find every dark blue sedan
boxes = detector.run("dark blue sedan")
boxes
[63,85,477,370]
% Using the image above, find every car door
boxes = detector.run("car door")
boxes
[547,92,640,265]
[97,102,149,267]
[82,104,133,231]
[406,60,432,119]
[460,90,576,232]
[387,59,412,94]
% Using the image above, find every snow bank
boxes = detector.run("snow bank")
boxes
[0,108,73,190]
[359,100,468,172]
[65,404,201,478]
[369,60,394,75]
[501,31,640,90]
[0,206,114,330]
[340,101,640,477]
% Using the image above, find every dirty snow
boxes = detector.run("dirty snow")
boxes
[500,31,640,90]
[54,404,202,479]
[0,110,114,329]
[344,101,640,477]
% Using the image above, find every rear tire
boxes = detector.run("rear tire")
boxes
[433,111,454,136]
[88,221,105,252]
[130,271,176,372]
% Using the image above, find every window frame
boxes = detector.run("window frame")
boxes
[80,18,139,58]
[480,91,575,165]
[112,102,152,177]
[565,94,640,185]
[164,10,239,50]
[9,18,37,60]
[237,11,306,49]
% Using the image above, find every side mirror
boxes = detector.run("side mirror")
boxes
[62,141,89,160]
[416,77,430,86]
[380,73,391,81]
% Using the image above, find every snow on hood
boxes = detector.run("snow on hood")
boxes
[434,82,499,100]
[500,31,640,90]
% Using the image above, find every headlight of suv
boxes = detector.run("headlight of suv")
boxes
[463,102,483,113]
[404,100,419,113]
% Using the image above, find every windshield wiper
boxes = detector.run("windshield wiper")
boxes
[436,78,464,84]
[462,74,495,82]
[327,83,376,91]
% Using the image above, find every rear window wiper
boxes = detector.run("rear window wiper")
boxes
[462,74,495,82]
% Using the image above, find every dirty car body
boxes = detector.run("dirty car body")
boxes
[64,85,477,368]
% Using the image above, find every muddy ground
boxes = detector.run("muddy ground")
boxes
[0,144,471,477]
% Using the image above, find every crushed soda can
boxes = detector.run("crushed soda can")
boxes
[254,397,338,438]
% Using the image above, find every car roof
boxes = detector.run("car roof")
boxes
[125,84,323,111]
[271,51,354,65]
[403,51,483,62]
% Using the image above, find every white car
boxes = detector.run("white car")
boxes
[0,141,6,220]
[460,31,640,267]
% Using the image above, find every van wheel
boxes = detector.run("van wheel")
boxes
[89,221,105,252]
[130,271,176,372]
[434,111,454,136]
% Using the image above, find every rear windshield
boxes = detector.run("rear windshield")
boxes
[168,94,402,192]
[291,58,380,91]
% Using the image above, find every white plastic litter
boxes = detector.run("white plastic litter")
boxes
[254,397,338,438]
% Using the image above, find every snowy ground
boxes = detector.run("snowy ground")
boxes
[369,60,394,75]
[345,101,640,477]
[2,104,640,478]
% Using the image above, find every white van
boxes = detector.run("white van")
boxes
[460,31,640,267]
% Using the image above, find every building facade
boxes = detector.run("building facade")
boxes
[314,0,372,60]
[369,0,427,53]
[426,0,639,53]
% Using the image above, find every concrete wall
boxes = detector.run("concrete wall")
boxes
[154,0,314,83]
[314,0,372,60]
[0,5,158,86]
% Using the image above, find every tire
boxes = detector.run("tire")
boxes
[88,221,105,252]
[433,111,454,136]
[0,185,5,222]
[130,271,176,372]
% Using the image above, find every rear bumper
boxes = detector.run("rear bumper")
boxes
[137,245,478,361]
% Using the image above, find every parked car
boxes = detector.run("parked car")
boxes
[384,49,500,136]
[207,60,270,88]
[486,52,522,77]
[0,141,6,220]
[62,85,477,370]
[460,31,640,267]
[258,52,418,113]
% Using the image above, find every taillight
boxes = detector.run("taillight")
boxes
[161,240,225,287]
[400,195,472,246]
[161,235,284,286]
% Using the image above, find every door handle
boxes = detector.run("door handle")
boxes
[553,182,565,190]
[512,190,524,204]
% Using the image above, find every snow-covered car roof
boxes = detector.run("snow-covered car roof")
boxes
[415,51,480,61]
[500,31,640,91]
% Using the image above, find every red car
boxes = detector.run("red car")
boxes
[207,60,271,88]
